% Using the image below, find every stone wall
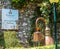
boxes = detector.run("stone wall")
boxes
[0,0,11,9]
[17,5,36,47]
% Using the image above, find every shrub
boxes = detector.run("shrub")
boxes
[4,31,21,48]
[5,45,60,49]
[5,47,26,49]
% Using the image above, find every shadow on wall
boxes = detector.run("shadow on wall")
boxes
[0,31,5,48]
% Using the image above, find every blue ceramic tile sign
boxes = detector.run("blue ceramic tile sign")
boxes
[2,9,19,30]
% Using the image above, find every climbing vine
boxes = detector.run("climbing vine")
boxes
[11,0,43,8]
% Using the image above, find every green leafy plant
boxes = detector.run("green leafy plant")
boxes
[11,0,43,8]
[40,1,60,23]
[4,31,21,48]
[5,45,60,49]
[11,0,27,8]
[40,2,51,25]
